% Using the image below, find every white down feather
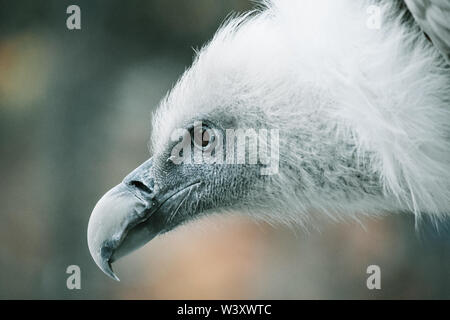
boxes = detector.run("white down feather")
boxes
[151,0,450,226]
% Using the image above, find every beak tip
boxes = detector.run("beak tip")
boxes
[87,166,156,282]
[87,227,120,281]
[87,185,125,282]
[97,255,120,281]
[107,265,121,282]
[104,265,121,282]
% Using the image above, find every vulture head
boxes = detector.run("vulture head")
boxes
[88,0,450,280]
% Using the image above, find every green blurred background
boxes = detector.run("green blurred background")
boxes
[0,0,449,299]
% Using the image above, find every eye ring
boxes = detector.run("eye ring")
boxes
[190,123,216,151]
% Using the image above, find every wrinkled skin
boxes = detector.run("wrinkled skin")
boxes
[87,127,268,280]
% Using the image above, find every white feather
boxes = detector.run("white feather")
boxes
[152,0,450,226]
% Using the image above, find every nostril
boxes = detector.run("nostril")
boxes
[129,180,153,194]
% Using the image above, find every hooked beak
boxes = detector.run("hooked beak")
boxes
[87,158,160,281]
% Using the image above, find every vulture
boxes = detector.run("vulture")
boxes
[88,0,450,280]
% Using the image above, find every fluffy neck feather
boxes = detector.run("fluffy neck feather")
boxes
[154,0,450,225]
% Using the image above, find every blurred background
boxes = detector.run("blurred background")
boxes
[0,0,449,299]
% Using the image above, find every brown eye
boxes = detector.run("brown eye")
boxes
[191,124,215,150]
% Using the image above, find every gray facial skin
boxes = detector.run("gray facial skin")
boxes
[87,129,265,280]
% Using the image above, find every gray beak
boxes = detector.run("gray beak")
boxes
[87,158,158,281]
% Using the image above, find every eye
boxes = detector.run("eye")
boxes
[191,123,216,151]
